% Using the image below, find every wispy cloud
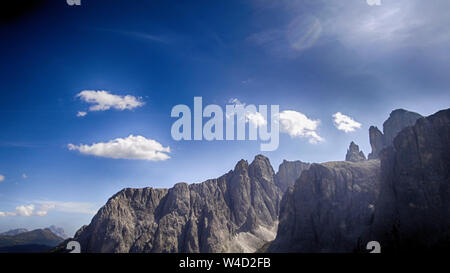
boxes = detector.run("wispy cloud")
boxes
[248,15,322,57]
[94,28,170,44]
[76,90,145,116]
[0,201,98,217]
[0,175,4,182]
[68,135,171,161]
[34,201,98,215]
[250,0,450,58]
[76,111,87,117]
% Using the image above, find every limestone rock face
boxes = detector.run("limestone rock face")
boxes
[382,109,423,145]
[269,160,381,253]
[274,160,310,192]
[368,109,422,159]
[370,109,450,252]
[268,108,449,253]
[345,141,366,162]
[72,155,282,253]
[368,126,385,160]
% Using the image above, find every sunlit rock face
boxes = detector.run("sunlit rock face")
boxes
[72,155,283,253]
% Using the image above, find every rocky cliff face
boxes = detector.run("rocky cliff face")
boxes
[382,109,423,145]
[370,108,450,252]
[269,160,381,253]
[368,109,422,159]
[368,126,385,160]
[65,108,448,253]
[345,141,366,162]
[274,160,310,192]
[73,155,282,253]
[269,108,449,253]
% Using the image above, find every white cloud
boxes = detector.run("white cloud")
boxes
[0,201,98,217]
[77,111,87,117]
[77,90,144,112]
[227,98,267,127]
[228,99,323,144]
[15,204,35,217]
[35,201,97,215]
[278,110,324,144]
[35,210,48,216]
[0,175,4,182]
[22,173,28,179]
[228,98,243,105]
[333,112,362,133]
[246,111,267,127]
[68,135,171,161]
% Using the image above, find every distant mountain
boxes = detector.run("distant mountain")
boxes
[0,229,64,249]
[46,225,68,239]
[0,226,67,239]
[0,228,28,236]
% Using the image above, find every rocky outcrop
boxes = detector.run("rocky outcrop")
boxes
[274,160,310,192]
[345,141,366,162]
[269,160,381,253]
[72,155,282,253]
[368,126,385,160]
[59,108,449,253]
[368,109,422,159]
[268,108,449,253]
[383,109,423,145]
[370,108,450,252]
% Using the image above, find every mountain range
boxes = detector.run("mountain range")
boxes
[55,108,449,253]
[0,228,65,253]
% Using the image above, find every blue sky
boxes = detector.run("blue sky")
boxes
[1,0,449,236]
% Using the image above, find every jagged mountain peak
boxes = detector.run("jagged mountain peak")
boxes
[234,159,249,172]
[70,155,285,253]
[345,141,366,162]
[274,159,310,193]
[383,108,423,145]
[368,108,423,159]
